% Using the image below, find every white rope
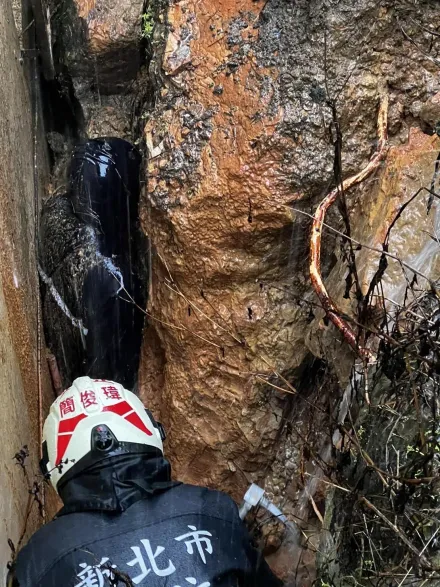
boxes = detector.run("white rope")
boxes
[37,264,88,338]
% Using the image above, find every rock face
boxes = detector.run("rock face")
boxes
[0,0,54,579]
[136,0,440,580]
[140,0,311,499]
[140,0,439,476]
[55,0,144,94]
[51,0,146,138]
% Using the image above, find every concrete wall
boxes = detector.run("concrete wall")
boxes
[0,1,52,581]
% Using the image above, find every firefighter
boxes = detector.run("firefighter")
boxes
[9,377,283,586]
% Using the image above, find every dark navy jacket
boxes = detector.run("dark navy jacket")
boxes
[14,484,282,586]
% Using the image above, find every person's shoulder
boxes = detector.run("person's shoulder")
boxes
[15,515,64,576]
[173,482,234,498]
[171,483,240,513]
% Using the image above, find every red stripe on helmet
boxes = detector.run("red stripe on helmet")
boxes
[56,434,72,465]
[102,401,132,417]
[124,412,153,436]
[56,414,88,463]
[58,413,87,434]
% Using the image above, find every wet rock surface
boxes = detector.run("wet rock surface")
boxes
[54,0,144,94]
[50,0,147,139]
[0,0,58,574]
[134,0,440,582]
[140,0,435,476]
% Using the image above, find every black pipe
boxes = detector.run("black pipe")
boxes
[40,137,147,390]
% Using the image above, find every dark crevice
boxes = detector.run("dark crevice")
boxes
[39,71,83,168]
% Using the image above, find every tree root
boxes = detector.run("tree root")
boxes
[47,352,63,396]
[309,92,389,359]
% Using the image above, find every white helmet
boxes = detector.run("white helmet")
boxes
[40,376,165,492]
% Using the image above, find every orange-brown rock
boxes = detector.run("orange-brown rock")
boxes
[139,0,307,500]
[54,0,144,97]
[139,0,440,512]
[141,0,440,506]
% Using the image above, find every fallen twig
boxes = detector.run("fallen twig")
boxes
[360,496,432,569]
[341,424,439,486]
[309,91,389,359]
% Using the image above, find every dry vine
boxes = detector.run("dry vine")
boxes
[7,447,45,569]
[309,91,389,359]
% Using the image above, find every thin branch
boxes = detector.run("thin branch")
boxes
[304,472,350,493]
[398,18,440,67]
[360,496,432,569]
[309,91,389,359]
[341,424,439,486]
[292,207,435,286]
[118,286,222,349]
[255,375,296,395]
[408,17,440,39]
